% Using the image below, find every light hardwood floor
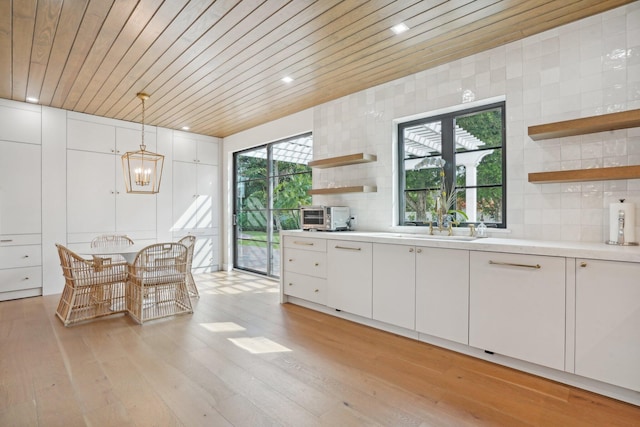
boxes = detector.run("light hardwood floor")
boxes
[1,270,639,426]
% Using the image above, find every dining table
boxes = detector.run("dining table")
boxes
[78,243,150,264]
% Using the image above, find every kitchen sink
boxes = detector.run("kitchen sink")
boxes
[373,233,478,241]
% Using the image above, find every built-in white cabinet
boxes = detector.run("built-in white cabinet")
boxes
[172,161,218,233]
[67,118,156,155]
[66,150,157,240]
[172,135,220,272]
[327,240,373,318]
[0,236,42,300]
[282,236,327,305]
[279,231,640,404]
[575,259,640,392]
[372,243,416,329]
[416,247,469,345]
[469,251,566,370]
[0,141,42,234]
[0,137,42,301]
[66,118,158,244]
[173,133,218,165]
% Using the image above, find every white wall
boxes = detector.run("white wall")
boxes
[223,3,640,248]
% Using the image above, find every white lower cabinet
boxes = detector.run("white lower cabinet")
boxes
[282,236,327,305]
[469,251,566,370]
[416,248,469,345]
[372,243,415,329]
[0,235,42,301]
[327,240,372,318]
[575,259,640,392]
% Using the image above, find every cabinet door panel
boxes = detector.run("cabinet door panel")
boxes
[416,248,469,344]
[192,235,217,272]
[172,161,198,231]
[469,251,565,370]
[196,164,217,230]
[197,140,218,165]
[576,259,640,392]
[67,150,115,234]
[372,243,415,329]
[0,142,41,234]
[173,135,197,163]
[116,127,156,154]
[67,119,115,153]
[115,181,157,233]
[327,240,372,318]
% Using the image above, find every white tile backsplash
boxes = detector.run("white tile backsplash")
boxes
[310,4,638,242]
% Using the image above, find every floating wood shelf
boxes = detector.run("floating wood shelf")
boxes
[528,109,640,140]
[528,166,640,183]
[307,185,377,195]
[308,153,377,168]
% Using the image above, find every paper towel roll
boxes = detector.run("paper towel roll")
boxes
[609,201,636,244]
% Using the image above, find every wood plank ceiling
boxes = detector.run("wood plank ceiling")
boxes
[0,0,635,138]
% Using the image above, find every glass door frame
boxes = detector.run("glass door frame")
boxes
[232,133,312,278]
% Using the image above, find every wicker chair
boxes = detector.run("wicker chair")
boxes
[55,244,128,326]
[126,243,193,324]
[91,235,134,263]
[177,235,198,298]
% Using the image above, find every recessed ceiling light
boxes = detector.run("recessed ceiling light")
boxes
[391,23,409,35]
[281,76,294,83]
[182,126,190,131]
[26,97,39,103]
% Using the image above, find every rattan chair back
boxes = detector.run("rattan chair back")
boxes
[91,234,134,247]
[127,243,193,324]
[55,244,128,326]
[177,235,198,298]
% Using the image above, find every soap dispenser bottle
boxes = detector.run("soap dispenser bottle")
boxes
[476,221,487,238]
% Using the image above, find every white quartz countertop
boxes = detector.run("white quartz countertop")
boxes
[280,230,640,263]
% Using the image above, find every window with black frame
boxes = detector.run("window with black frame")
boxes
[398,102,506,228]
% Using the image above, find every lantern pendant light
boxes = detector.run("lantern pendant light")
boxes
[121,92,164,194]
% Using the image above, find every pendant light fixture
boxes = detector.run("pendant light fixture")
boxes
[121,92,164,194]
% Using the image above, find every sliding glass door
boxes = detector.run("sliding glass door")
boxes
[233,133,312,277]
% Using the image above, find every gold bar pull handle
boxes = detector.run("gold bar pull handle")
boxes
[293,241,314,246]
[489,260,541,269]
[334,245,361,251]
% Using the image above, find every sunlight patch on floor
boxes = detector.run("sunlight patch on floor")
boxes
[200,322,246,332]
[228,337,292,354]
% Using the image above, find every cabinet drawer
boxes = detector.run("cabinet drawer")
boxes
[283,248,327,278]
[283,272,327,305]
[0,266,42,293]
[0,234,41,246]
[469,251,566,370]
[283,236,326,252]
[0,245,41,269]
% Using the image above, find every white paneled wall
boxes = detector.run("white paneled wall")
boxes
[310,3,640,242]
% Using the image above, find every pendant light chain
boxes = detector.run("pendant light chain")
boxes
[140,93,146,151]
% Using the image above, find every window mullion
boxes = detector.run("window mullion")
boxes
[441,117,455,192]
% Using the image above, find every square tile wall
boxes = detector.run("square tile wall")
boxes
[311,3,640,242]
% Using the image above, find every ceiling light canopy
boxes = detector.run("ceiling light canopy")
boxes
[121,93,164,194]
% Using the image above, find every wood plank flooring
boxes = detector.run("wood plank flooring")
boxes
[1,270,639,426]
